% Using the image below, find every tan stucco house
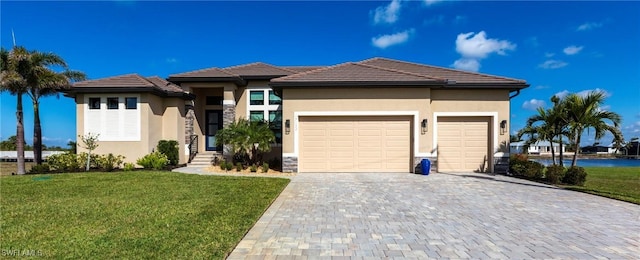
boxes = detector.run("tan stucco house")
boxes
[66,58,528,173]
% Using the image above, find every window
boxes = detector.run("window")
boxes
[89,98,100,109]
[250,111,264,121]
[107,97,119,109]
[125,97,137,109]
[269,111,283,143]
[249,91,264,105]
[269,91,281,105]
[206,96,223,105]
[247,88,282,144]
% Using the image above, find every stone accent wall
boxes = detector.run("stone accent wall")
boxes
[184,105,195,144]
[223,104,235,127]
[414,156,437,174]
[283,156,298,173]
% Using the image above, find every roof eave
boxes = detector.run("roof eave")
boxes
[64,87,194,100]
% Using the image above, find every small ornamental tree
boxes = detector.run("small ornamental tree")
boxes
[79,132,99,171]
[216,118,275,166]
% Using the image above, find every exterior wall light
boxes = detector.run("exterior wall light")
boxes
[421,119,428,134]
[500,120,507,135]
[285,119,291,135]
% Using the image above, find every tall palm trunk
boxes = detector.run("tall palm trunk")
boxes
[571,132,581,167]
[559,137,564,167]
[33,99,42,164]
[549,137,556,165]
[15,93,26,175]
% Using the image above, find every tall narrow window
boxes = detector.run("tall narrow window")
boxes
[247,88,282,144]
[89,98,100,109]
[269,111,282,143]
[107,97,119,109]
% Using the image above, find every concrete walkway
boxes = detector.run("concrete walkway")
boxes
[227,172,639,259]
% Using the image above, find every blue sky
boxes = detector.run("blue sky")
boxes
[1,1,639,147]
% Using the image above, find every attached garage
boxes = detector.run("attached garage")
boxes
[437,117,491,173]
[298,116,411,173]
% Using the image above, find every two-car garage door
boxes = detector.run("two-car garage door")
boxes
[299,116,411,173]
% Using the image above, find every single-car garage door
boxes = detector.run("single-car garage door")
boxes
[437,117,490,172]
[299,116,411,173]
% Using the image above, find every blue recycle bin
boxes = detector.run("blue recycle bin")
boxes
[420,159,431,175]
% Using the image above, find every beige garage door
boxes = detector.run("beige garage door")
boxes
[299,116,411,173]
[437,117,490,172]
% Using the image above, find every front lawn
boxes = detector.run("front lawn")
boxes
[562,167,640,204]
[0,171,289,259]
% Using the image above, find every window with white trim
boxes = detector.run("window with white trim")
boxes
[84,95,141,141]
[247,89,282,143]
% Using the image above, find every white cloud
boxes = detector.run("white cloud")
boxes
[597,105,611,112]
[453,15,467,24]
[577,22,603,31]
[554,90,570,99]
[535,85,550,90]
[452,58,480,72]
[452,31,515,71]
[372,0,402,24]
[539,60,568,69]
[522,99,546,110]
[424,0,443,6]
[545,52,555,58]
[371,29,414,49]
[577,88,611,98]
[455,31,516,59]
[563,45,584,55]
[165,58,178,63]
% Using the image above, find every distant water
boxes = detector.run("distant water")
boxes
[532,158,640,167]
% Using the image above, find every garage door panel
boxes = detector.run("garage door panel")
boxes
[437,117,489,173]
[299,116,411,173]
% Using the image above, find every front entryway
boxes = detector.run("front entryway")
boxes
[205,110,223,151]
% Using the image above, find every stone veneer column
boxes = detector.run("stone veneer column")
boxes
[282,156,298,173]
[222,87,236,159]
[184,104,195,145]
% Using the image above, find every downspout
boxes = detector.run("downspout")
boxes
[509,89,521,99]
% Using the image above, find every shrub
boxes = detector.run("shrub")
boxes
[545,165,565,184]
[47,152,83,172]
[225,161,233,171]
[78,152,100,171]
[250,165,257,172]
[509,154,529,176]
[96,153,125,172]
[261,162,269,173]
[219,160,227,171]
[136,152,169,170]
[157,140,179,166]
[563,166,587,186]
[235,162,243,172]
[29,163,50,174]
[123,162,136,171]
[524,161,545,179]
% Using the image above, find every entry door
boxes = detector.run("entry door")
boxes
[205,110,223,151]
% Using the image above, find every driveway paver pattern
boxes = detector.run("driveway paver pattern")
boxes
[227,172,639,259]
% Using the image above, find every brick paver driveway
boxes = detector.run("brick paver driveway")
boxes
[228,172,639,259]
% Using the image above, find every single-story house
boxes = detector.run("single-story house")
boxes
[510,141,566,155]
[65,57,528,173]
[580,144,616,154]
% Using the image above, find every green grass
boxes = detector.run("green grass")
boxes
[562,167,640,204]
[0,162,36,176]
[0,171,289,259]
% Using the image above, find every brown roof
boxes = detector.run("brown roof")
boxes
[70,74,192,99]
[168,67,237,79]
[359,57,527,84]
[270,57,528,89]
[222,62,297,77]
[280,66,325,73]
[271,62,445,85]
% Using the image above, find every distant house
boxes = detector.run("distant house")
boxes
[65,58,529,173]
[581,144,616,154]
[510,141,565,155]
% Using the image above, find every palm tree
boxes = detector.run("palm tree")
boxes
[519,107,558,164]
[550,95,570,167]
[1,47,28,174]
[216,118,275,166]
[5,46,85,164]
[564,91,623,167]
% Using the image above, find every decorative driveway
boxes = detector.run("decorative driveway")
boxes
[227,172,639,259]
